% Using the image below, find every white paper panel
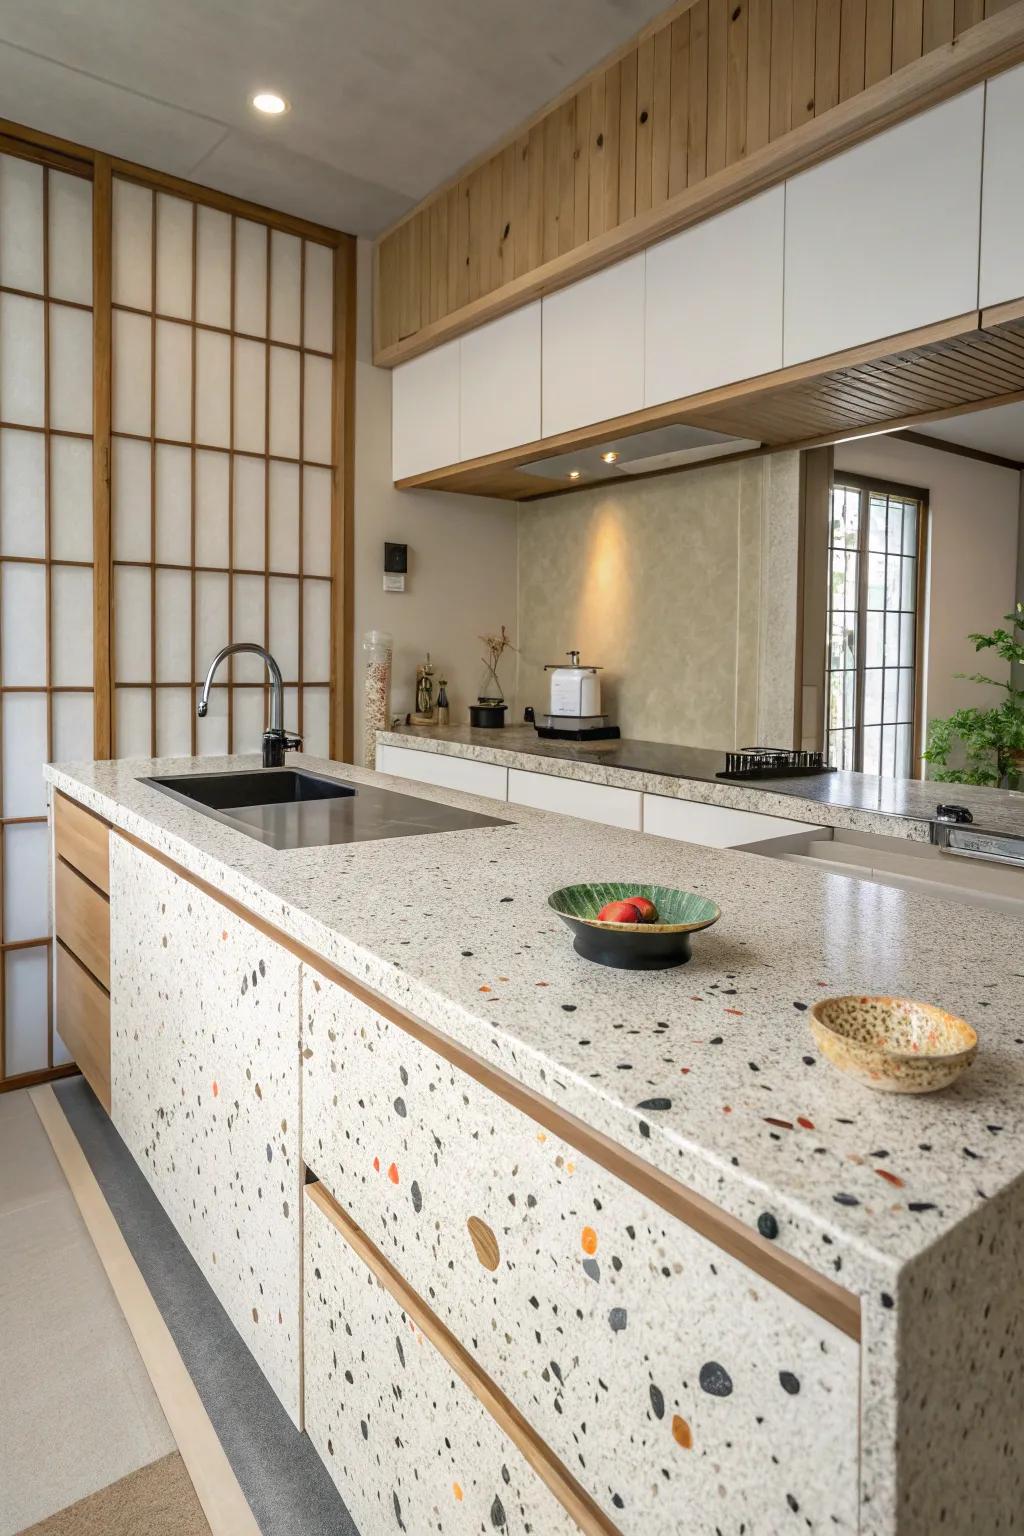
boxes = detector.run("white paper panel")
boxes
[115,687,151,756]
[49,303,93,434]
[302,686,330,758]
[302,465,331,576]
[154,319,192,441]
[234,218,268,337]
[1,562,46,685]
[112,178,153,310]
[3,821,49,943]
[155,192,193,319]
[114,565,152,682]
[156,687,192,755]
[155,443,191,565]
[232,574,265,681]
[303,353,332,463]
[51,565,93,686]
[195,449,229,568]
[4,945,48,1077]
[155,567,192,681]
[233,337,266,454]
[302,578,332,681]
[270,230,302,345]
[0,293,45,427]
[0,154,44,295]
[48,171,92,304]
[195,205,231,328]
[268,346,300,460]
[194,681,228,755]
[112,436,151,561]
[50,435,93,562]
[195,328,231,449]
[268,460,298,572]
[232,685,265,752]
[268,576,299,679]
[2,693,47,816]
[0,428,45,557]
[53,689,94,762]
[304,240,333,351]
[195,570,228,679]
[233,454,264,568]
[112,308,152,436]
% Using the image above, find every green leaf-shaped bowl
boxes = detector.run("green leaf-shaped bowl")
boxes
[548,882,720,970]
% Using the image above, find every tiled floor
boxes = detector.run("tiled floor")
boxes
[0,1089,173,1535]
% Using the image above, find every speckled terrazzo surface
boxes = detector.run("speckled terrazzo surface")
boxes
[45,752,1024,1281]
[380,724,1024,839]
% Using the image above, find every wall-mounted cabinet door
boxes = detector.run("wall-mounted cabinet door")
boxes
[460,301,540,461]
[392,336,460,480]
[979,63,1024,309]
[645,188,784,406]
[784,87,984,367]
[541,253,645,437]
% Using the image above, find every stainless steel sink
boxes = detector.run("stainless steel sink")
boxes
[143,768,510,849]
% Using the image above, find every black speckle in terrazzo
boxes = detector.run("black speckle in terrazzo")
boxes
[410,1180,422,1213]
[802,1055,816,1066]
[881,1293,894,1309]
[649,1383,665,1418]
[393,1491,406,1530]
[757,1212,779,1240]
[699,1360,733,1397]
[561,1004,576,1013]
[360,1418,368,1439]
[779,1371,800,1395]
[490,1493,506,1526]
[908,1202,938,1213]
[787,1493,799,1513]
[258,958,265,978]
[793,1001,808,1011]
[709,1035,723,1045]
[265,1142,272,1163]
[395,1336,405,1367]
[608,1307,628,1332]
[833,1193,860,1207]
[637,1098,672,1111]
[638,1121,651,1139]
[499,897,514,904]
[461,950,473,957]
[582,1258,601,1282]
[393,1096,407,1117]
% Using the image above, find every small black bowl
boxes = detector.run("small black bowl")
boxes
[469,701,507,728]
[548,882,720,971]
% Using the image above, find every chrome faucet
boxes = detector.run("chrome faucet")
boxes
[197,644,302,768]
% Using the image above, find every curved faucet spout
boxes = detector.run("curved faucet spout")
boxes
[198,643,284,732]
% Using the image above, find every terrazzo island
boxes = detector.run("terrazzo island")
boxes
[46,752,1024,1536]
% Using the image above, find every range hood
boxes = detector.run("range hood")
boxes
[516,422,761,485]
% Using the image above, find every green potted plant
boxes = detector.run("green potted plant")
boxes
[923,603,1024,790]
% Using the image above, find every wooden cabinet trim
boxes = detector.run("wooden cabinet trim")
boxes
[115,826,860,1342]
[306,1182,621,1536]
[55,790,111,895]
[55,940,111,1112]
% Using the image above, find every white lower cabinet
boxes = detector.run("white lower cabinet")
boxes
[644,792,818,848]
[375,742,508,800]
[508,766,642,829]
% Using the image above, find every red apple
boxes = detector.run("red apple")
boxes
[627,895,659,923]
[597,899,643,924]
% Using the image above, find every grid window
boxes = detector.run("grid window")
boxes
[0,152,95,1079]
[110,181,335,760]
[825,475,925,779]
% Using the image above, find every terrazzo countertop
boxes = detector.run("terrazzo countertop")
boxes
[46,752,1024,1288]
[379,723,1024,841]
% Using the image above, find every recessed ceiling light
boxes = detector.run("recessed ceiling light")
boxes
[568,469,581,480]
[252,91,289,115]
[601,450,619,464]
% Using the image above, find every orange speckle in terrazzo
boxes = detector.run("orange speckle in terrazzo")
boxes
[797,1116,815,1130]
[221,930,228,941]
[453,1483,464,1502]
[723,1105,733,1114]
[725,1007,744,1016]
[680,1067,691,1074]
[498,975,509,981]
[876,1168,905,1187]
[536,1132,547,1144]
[387,1162,399,1184]
[535,981,549,987]
[211,1081,219,1097]
[566,1161,576,1175]
[581,1226,598,1255]
[479,984,492,993]
[672,1414,692,1448]
[373,1156,380,1172]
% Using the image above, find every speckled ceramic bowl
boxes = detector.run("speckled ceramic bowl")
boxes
[810,995,978,1094]
[548,882,720,970]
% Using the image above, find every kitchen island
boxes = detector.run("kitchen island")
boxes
[46,752,1024,1536]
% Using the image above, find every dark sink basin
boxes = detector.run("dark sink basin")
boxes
[147,768,354,812]
[141,767,510,849]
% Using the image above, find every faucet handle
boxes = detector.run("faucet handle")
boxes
[284,733,302,752]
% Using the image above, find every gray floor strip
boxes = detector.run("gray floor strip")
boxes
[54,1076,357,1536]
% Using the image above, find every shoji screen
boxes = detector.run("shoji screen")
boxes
[0,151,94,1079]
[109,178,335,760]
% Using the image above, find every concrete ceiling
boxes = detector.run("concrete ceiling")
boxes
[914,401,1024,466]
[0,0,670,235]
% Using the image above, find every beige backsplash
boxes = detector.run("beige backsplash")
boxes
[514,452,801,749]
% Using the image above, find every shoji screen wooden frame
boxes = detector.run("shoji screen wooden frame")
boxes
[0,118,355,1094]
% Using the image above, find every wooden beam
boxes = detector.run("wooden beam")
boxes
[92,155,113,761]
[330,237,357,764]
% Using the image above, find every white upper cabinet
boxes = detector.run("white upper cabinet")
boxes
[980,63,1024,309]
[541,254,645,437]
[392,337,460,480]
[644,187,784,406]
[783,87,984,366]
[460,301,541,461]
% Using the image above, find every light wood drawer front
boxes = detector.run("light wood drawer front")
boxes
[56,943,110,1112]
[55,858,109,990]
[302,976,860,1535]
[54,792,110,895]
[304,1187,586,1536]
